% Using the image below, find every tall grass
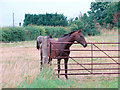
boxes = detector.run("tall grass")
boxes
[17,67,118,88]
[18,68,75,88]
[86,29,118,43]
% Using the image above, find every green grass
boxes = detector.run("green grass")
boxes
[17,67,118,88]
[74,76,118,88]
[18,68,75,88]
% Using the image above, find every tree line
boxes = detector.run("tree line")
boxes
[23,13,68,26]
[23,2,119,30]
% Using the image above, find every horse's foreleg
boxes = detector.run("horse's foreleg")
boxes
[48,57,52,66]
[57,59,61,78]
[64,58,68,79]
[37,41,40,50]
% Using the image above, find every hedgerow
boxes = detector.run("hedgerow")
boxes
[1,26,100,43]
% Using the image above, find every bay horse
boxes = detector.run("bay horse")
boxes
[37,29,87,79]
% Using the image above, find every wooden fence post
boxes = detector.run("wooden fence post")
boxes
[42,36,48,66]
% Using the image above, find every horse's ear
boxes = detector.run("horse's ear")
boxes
[50,35,52,38]
[78,29,82,33]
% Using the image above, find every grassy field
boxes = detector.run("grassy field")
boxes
[18,68,118,88]
[1,29,119,88]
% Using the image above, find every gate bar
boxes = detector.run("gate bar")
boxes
[51,42,120,44]
[55,68,120,71]
[93,44,119,64]
[59,72,120,75]
[53,63,120,65]
[52,49,120,51]
[52,56,120,59]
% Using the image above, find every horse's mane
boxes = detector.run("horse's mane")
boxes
[60,31,76,38]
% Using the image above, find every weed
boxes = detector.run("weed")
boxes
[18,68,75,88]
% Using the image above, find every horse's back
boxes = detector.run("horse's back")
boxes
[47,39,70,58]
[37,36,43,43]
[47,39,57,58]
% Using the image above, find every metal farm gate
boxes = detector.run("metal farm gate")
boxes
[50,42,120,76]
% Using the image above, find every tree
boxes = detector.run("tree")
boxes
[23,13,68,26]
[88,2,110,25]
[103,2,119,27]
[87,2,119,27]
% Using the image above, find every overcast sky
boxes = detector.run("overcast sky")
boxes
[0,0,95,27]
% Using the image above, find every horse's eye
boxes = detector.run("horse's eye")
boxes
[80,36,82,37]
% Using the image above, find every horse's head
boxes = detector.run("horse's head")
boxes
[48,35,52,38]
[75,29,87,47]
[36,36,43,50]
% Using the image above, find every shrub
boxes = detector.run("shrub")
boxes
[1,25,101,43]
[1,26,68,42]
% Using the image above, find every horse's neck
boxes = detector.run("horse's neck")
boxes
[58,35,75,49]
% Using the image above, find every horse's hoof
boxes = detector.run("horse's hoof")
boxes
[65,75,68,79]
[40,67,42,71]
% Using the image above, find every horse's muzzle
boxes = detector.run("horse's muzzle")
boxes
[83,44,87,47]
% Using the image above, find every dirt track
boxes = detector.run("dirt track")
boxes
[1,43,119,87]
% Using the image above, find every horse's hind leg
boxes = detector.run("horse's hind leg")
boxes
[57,59,61,78]
[40,49,43,71]
[64,58,68,79]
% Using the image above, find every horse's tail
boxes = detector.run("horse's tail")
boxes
[37,41,40,50]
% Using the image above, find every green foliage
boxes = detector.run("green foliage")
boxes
[68,14,100,36]
[1,27,25,42]
[1,26,70,42]
[88,2,119,27]
[104,2,119,27]
[23,13,68,27]
[18,68,74,88]
[69,24,79,31]
[1,25,101,43]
